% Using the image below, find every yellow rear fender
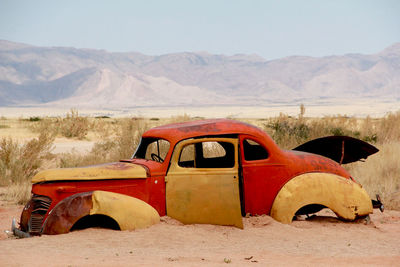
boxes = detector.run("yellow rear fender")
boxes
[270,173,373,224]
[42,191,159,234]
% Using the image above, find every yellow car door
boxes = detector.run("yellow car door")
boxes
[165,137,243,228]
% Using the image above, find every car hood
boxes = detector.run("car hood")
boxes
[31,162,147,183]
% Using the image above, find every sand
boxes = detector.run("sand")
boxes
[1,200,399,267]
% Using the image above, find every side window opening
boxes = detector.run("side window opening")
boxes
[178,141,235,168]
[179,144,195,167]
[243,139,269,161]
[202,142,226,158]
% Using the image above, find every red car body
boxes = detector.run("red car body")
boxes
[15,119,380,237]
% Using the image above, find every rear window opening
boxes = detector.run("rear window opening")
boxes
[243,139,269,161]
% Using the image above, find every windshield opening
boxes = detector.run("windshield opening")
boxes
[133,138,170,163]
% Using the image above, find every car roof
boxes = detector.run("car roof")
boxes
[142,119,274,144]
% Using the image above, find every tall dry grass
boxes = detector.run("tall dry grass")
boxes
[59,109,90,139]
[346,142,400,209]
[263,113,376,149]
[0,181,32,204]
[0,132,55,203]
[30,109,91,140]
[59,114,197,167]
[59,118,149,167]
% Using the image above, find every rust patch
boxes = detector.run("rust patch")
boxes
[42,192,93,235]
[104,162,134,171]
[177,123,221,133]
[130,162,151,177]
[293,151,343,175]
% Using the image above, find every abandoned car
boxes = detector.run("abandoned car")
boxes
[13,119,383,237]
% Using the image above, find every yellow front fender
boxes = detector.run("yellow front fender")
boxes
[270,173,373,224]
[90,191,160,230]
[43,191,160,235]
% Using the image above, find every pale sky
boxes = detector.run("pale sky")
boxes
[0,0,399,59]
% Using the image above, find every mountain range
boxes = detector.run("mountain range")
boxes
[0,40,399,108]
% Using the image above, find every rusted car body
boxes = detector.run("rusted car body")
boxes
[14,119,382,237]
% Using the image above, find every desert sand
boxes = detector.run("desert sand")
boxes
[1,199,399,267]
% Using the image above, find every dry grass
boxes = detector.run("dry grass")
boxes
[346,142,400,209]
[0,181,31,204]
[0,118,35,141]
[58,109,90,139]
[30,109,91,140]
[0,108,399,210]
[0,132,55,186]
[59,118,149,167]
[0,131,55,204]
[263,113,376,149]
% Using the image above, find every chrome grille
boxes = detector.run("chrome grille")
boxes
[29,195,52,234]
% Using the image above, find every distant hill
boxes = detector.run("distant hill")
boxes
[0,40,399,108]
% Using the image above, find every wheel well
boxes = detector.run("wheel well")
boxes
[71,214,120,231]
[295,204,326,216]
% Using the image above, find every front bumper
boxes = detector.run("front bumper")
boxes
[11,218,30,238]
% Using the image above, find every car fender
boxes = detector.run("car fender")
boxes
[270,173,373,224]
[42,191,160,234]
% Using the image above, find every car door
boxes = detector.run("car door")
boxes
[165,137,243,228]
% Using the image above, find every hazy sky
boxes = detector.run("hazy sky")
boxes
[1,0,399,59]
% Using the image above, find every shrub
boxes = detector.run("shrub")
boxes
[376,111,400,143]
[95,115,111,119]
[58,140,116,168]
[265,114,310,148]
[59,118,149,167]
[28,116,41,122]
[0,181,32,204]
[0,132,55,186]
[114,118,148,159]
[264,106,380,149]
[29,117,58,136]
[58,109,90,139]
